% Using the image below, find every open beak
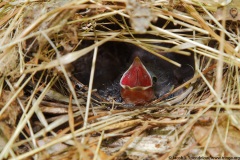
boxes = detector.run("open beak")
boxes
[120,57,152,90]
[120,57,155,105]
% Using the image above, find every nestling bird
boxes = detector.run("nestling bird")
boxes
[73,42,194,105]
[120,57,156,105]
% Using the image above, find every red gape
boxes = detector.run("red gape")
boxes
[120,57,156,105]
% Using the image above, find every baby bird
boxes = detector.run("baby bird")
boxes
[120,57,156,105]
[73,42,194,105]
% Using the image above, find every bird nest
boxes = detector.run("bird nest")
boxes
[1,0,240,159]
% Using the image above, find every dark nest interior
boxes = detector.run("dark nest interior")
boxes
[1,0,240,159]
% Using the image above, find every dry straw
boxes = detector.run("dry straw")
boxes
[0,0,240,159]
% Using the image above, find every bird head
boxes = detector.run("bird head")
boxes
[120,57,155,105]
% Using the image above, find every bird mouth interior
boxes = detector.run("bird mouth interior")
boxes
[120,56,153,90]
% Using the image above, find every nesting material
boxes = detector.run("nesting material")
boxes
[0,0,240,159]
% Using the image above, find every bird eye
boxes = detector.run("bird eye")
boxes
[152,76,157,83]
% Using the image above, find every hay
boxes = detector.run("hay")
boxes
[0,0,240,159]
